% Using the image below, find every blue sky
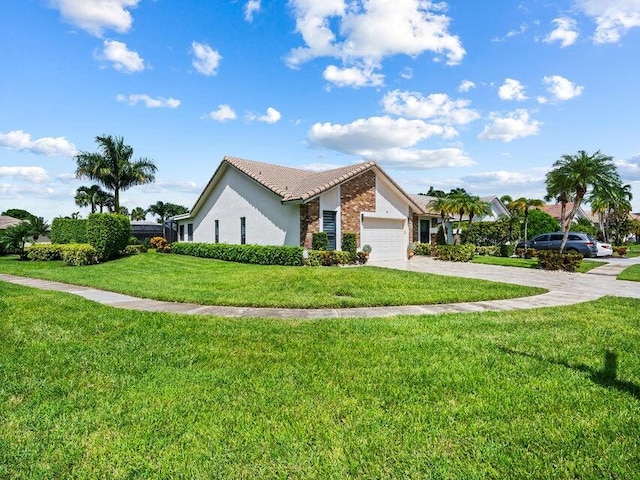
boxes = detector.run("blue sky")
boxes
[2,0,640,222]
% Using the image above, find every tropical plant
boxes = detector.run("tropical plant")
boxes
[526,209,561,239]
[545,150,621,252]
[510,197,545,250]
[28,216,50,242]
[74,185,102,214]
[427,195,454,245]
[147,201,188,238]
[589,182,632,242]
[130,207,147,221]
[75,135,157,212]
[466,196,492,225]
[0,223,32,258]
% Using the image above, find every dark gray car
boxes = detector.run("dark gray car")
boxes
[517,232,598,258]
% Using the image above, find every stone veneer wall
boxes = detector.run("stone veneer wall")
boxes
[409,209,419,243]
[340,170,376,246]
[300,198,319,249]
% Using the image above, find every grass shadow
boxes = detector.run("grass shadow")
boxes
[497,346,640,400]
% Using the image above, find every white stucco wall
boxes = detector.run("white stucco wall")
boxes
[178,166,300,246]
[375,176,410,218]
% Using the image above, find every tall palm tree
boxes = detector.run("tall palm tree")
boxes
[589,182,632,242]
[74,184,103,213]
[427,194,454,245]
[130,207,147,221]
[94,190,115,213]
[510,197,545,250]
[466,196,492,226]
[75,135,157,212]
[544,173,573,232]
[545,150,621,252]
[447,190,476,244]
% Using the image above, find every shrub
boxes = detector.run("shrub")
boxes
[86,213,130,261]
[414,243,431,256]
[500,243,516,257]
[150,236,170,253]
[537,250,583,272]
[433,244,475,262]
[526,209,560,240]
[27,244,63,261]
[342,232,357,255]
[60,243,98,266]
[515,247,537,259]
[123,244,147,255]
[356,252,369,265]
[435,224,447,245]
[614,246,627,257]
[50,218,88,244]
[306,250,355,266]
[464,217,518,246]
[171,242,304,266]
[312,232,329,251]
[476,245,500,256]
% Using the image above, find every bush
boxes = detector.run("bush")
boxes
[614,246,627,257]
[475,246,500,256]
[525,209,561,240]
[464,217,519,246]
[50,218,87,244]
[306,250,356,266]
[123,244,148,255]
[342,232,357,255]
[414,243,431,256]
[537,250,583,272]
[433,244,475,262]
[150,236,170,253]
[86,213,130,261]
[436,224,447,245]
[60,244,98,266]
[171,242,304,266]
[500,243,516,257]
[312,232,329,251]
[515,247,537,259]
[27,244,63,261]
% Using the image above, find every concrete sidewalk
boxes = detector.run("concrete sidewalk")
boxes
[1,256,639,318]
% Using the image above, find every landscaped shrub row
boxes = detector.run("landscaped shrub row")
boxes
[27,243,97,266]
[306,250,368,266]
[171,242,304,266]
[414,243,432,256]
[50,218,88,244]
[536,250,583,272]
[434,244,476,262]
[515,247,537,259]
[86,213,131,261]
[475,246,500,256]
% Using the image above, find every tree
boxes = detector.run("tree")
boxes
[75,135,157,212]
[28,216,50,242]
[466,196,492,226]
[510,197,545,250]
[524,209,558,240]
[0,223,32,258]
[546,150,621,252]
[130,207,147,221]
[147,201,188,238]
[74,185,104,214]
[427,193,454,245]
[96,190,115,213]
[1,208,34,220]
[447,190,476,244]
[589,182,632,242]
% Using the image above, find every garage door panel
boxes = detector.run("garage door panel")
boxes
[361,218,405,261]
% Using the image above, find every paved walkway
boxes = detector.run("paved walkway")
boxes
[1,256,639,318]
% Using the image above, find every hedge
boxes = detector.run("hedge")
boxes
[50,218,87,244]
[536,250,583,272]
[414,243,432,256]
[305,250,367,266]
[86,213,130,261]
[27,243,97,266]
[171,242,304,266]
[342,232,357,255]
[312,232,328,251]
[433,244,476,262]
[27,244,64,261]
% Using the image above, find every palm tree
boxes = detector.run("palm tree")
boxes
[74,185,103,213]
[447,190,476,244]
[28,216,50,242]
[589,182,632,242]
[546,150,621,252]
[0,223,32,258]
[427,194,454,245]
[130,207,147,221]
[466,196,492,226]
[147,201,170,238]
[75,135,157,212]
[510,197,545,250]
[95,190,115,213]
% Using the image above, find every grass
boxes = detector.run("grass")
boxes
[619,264,640,282]
[1,281,639,478]
[471,255,606,273]
[0,253,544,308]
[623,243,640,258]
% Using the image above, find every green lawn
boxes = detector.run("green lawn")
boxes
[1,281,639,478]
[471,255,606,273]
[0,253,544,308]
[624,243,640,258]
[619,264,640,282]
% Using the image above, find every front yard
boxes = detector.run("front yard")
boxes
[1,282,639,478]
[0,253,543,308]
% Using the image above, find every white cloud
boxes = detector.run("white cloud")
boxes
[0,130,77,157]
[206,104,237,122]
[478,109,541,142]
[244,0,261,22]
[0,166,50,183]
[300,162,344,172]
[577,0,640,44]
[544,17,579,47]
[286,0,465,77]
[543,75,584,101]
[400,67,413,80]
[49,0,139,37]
[247,107,282,124]
[140,179,201,194]
[116,94,180,108]
[460,170,544,186]
[307,116,473,169]
[458,80,476,92]
[191,41,222,76]
[616,156,640,181]
[96,40,145,73]
[537,96,549,104]
[498,78,528,101]
[382,90,480,126]
[323,64,384,87]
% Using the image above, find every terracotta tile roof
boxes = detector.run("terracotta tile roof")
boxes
[409,194,440,215]
[0,215,22,229]
[224,156,377,202]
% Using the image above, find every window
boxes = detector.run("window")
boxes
[322,210,337,250]
[431,217,439,228]
[187,223,193,241]
[215,220,219,243]
[419,219,430,243]
[240,217,246,244]
[179,224,184,241]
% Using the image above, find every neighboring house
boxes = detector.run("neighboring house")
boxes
[173,156,437,261]
[130,220,172,243]
[538,202,593,226]
[0,215,22,230]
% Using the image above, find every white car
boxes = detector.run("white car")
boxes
[596,242,613,257]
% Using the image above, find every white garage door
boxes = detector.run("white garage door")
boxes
[361,217,405,261]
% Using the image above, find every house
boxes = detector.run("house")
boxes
[0,215,23,230]
[538,202,594,227]
[173,156,438,261]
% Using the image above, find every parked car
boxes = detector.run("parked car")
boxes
[596,242,613,257]
[516,232,598,258]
